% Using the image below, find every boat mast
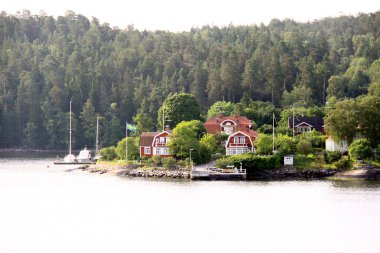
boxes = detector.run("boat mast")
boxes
[96,116,99,155]
[69,100,72,155]
[272,112,275,153]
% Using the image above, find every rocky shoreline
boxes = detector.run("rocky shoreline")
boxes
[77,163,380,181]
[79,164,190,179]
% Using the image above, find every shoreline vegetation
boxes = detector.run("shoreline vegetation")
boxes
[78,162,380,180]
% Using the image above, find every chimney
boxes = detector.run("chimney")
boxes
[218,112,223,118]
[165,125,170,131]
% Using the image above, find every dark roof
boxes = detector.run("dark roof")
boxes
[139,132,159,146]
[288,116,324,133]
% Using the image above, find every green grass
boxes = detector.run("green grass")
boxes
[293,154,337,170]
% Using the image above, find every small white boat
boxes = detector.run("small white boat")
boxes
[76,147,93,163]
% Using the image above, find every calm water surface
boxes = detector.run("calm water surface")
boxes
[1,152,380,253]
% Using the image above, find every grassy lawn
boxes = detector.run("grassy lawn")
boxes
[293,154,337,170]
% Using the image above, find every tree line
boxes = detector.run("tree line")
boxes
[1,10,380,149]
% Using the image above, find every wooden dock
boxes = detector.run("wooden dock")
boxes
[190,166,247,180]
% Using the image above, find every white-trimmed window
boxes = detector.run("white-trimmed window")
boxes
[234,137,239,144]
[240,137,246,144]
[166,137,170,143]
[144,147,151,155]
[160,137,165,144]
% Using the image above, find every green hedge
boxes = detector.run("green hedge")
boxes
[215,153,281,173]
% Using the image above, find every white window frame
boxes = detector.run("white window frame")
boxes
[144,147,151,155]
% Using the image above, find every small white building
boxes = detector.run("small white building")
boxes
[284,155,294,165]
[325,136,348,153]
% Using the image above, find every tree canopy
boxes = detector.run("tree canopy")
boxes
[1,10,380,149]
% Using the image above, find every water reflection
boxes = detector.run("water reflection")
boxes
[330,178,380,190]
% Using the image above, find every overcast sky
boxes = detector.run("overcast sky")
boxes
[1,0,380,31]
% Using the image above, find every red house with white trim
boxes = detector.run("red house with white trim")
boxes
[204,113,258,155]
[139,131,173,157]
[225,131,258,155]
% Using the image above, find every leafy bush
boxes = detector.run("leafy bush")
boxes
[349,139,372,161]
[334,157,352,170]
[255,134,273,155]
[276,134,297,155]
[152,155,161,166]
[324,151,342,164]
[215,153,281,173]
[100,146,117,161]
[176,160,187,169]
[296,140,312,155]
[162,157,177,169]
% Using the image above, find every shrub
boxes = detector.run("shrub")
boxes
[215,153,281,173]
[296,140,312,155]
[152,155,161,166]
[100,146,117,161]
[162,157,177,169]
[324,151,342,164]
[176,160,187,169]
[334,157,352,170]
[276,134,296,155]
[349,139,372,161]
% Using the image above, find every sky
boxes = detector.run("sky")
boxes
[1,0,380,32]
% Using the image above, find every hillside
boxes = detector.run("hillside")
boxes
[0,10,380,148]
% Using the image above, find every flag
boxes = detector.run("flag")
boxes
[126,123,137,132]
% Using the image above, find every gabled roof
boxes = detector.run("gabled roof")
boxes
[288,116,324,133]
[225,130,258,147]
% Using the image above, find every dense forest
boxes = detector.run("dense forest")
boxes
[0,10,380,149]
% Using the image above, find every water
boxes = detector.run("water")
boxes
[1,152,380,253]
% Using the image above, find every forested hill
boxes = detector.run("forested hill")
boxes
[1,10,380,149]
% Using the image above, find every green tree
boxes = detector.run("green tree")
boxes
[157,93,201,130]
[324,99,359,146]
[206,101,235,119]
[254,134,273,155]
[80,98,98,145]
[357,95,380,148]
[199,133,218,154]
[167,120,204,163]
[133,112,154,134]
[115,137,139,161]
[348,139,372,161]
[275,134,296,155]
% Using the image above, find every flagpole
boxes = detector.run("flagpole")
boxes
[125,122,128,164]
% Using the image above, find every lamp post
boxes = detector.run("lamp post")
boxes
[189,148,194,168]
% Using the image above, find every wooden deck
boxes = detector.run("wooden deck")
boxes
[190,167,247,180]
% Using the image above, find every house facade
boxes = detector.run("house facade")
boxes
[204,113,258,155]
[288,116,324,134]
[225,131,257,155]
[325,136,348,153]
[139,131,172,157]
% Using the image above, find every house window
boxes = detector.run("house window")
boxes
[155,148,160,155]
[160,137,165,144]
[166,137,170,143]
[234,137,239,144]
[240,137,245,144]
[144,147,151,155]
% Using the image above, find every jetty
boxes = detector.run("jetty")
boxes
[190,165,247,180]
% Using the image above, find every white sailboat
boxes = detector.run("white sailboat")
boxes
[54,101,95,164]
[94,116,101,162]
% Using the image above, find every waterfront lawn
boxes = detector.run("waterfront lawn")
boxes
[293,154,336,170]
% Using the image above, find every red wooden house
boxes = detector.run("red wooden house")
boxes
[139,131,172,158]
[204,113,258,155]
[225,131,258,155]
